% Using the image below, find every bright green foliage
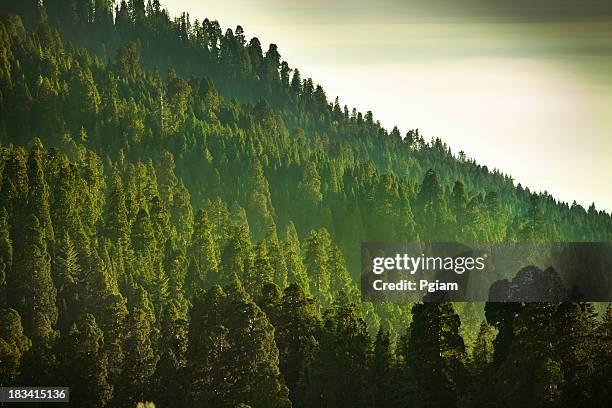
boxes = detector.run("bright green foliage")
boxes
[220,209,253,284]
[131,207,155,253]
[471,321,496,370]
[104,172,130,245]
[284,222,309,292]
[0,308,31,383]
[264,221,288,289]
[304,229,332,308]
[186,210,219,293]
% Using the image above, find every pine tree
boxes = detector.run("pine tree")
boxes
[451,180,467,226]
[274,284,321,407]
[327,244,354,300]
[407,302,467,408]
[471,321,495,371]
[416,169,451,241]
[264,220,287,289]
[84,251,129,385]
[59,314,113,407]
[0,208,12,308]
[152,299,188,407]
[150,195,173,246]
[131,207,155,254]
[186,209,219,292]
[284,221,309,292]
[304,229,332,307]
[104,172,130,246]
[369,328,396,408]
[26,139,54,242]
[307,302,369,408]
[552,302,599,406]
[8,215,58,357]
[220,210,253,284]
[246,159,274,239]
[0,308,31,383]
[494,303,559,408]
[252,240,274,292]
[54,233,83,334]
[114,289,159,407]
[187,281,291,408]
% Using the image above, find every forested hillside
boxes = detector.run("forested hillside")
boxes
[0,1,610,407]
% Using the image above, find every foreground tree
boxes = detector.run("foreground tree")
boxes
[187,281,291,408]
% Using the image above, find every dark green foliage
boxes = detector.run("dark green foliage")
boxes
[306,302,370,408]
[58,314,113,407]
[406,302,467,407]
[114,289,159,406]
[187,282,291,408]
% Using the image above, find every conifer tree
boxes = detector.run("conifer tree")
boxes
[187,281,291,408]
[451,180,467,224]
[131,207,155,254]
[471,321,495,371]
[494,303,559,407]
[307,302,369,408]
[252,240,275,292]
[264,220,288,289]
[59,314,113,407]
[0,208,12,308]
[220,210,253,284]
[54,233,83,334]
[304,228,332,307]
[284,221,309,292]
[186,209,219,292]
[275,284,321,407]
[0,308,31,383]
[104,171,130,246]
[369,328,396,408]
[114,289,159,407]
[416,169,451,241]
[26,139,54,242]
[84,251,129,384]
[407,302,466,408]
[152,299,188,407]
[8,215,58,354]
[327,244,354,299]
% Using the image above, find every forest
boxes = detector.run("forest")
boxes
[0,1,610,407]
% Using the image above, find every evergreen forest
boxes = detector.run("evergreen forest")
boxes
[0,1,610,407]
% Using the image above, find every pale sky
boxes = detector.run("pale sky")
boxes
[166,0,612,212]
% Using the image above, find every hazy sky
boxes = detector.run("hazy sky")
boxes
[166,0,612,212]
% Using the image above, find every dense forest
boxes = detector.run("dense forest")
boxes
[0,1,610,407]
